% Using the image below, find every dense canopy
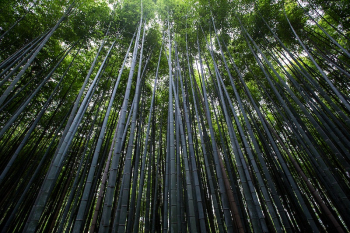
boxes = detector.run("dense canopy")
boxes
[0,0,349,232]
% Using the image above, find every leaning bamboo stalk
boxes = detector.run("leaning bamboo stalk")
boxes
[115,20,146,233]
[133,38,163,233]
[282,7,350,113]
[72,39,118,233]
[98,20,142,232]
[0,1,75,107]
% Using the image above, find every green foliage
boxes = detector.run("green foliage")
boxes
[0,0,350,232]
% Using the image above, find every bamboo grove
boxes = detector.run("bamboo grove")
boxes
[0,0,349,232]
